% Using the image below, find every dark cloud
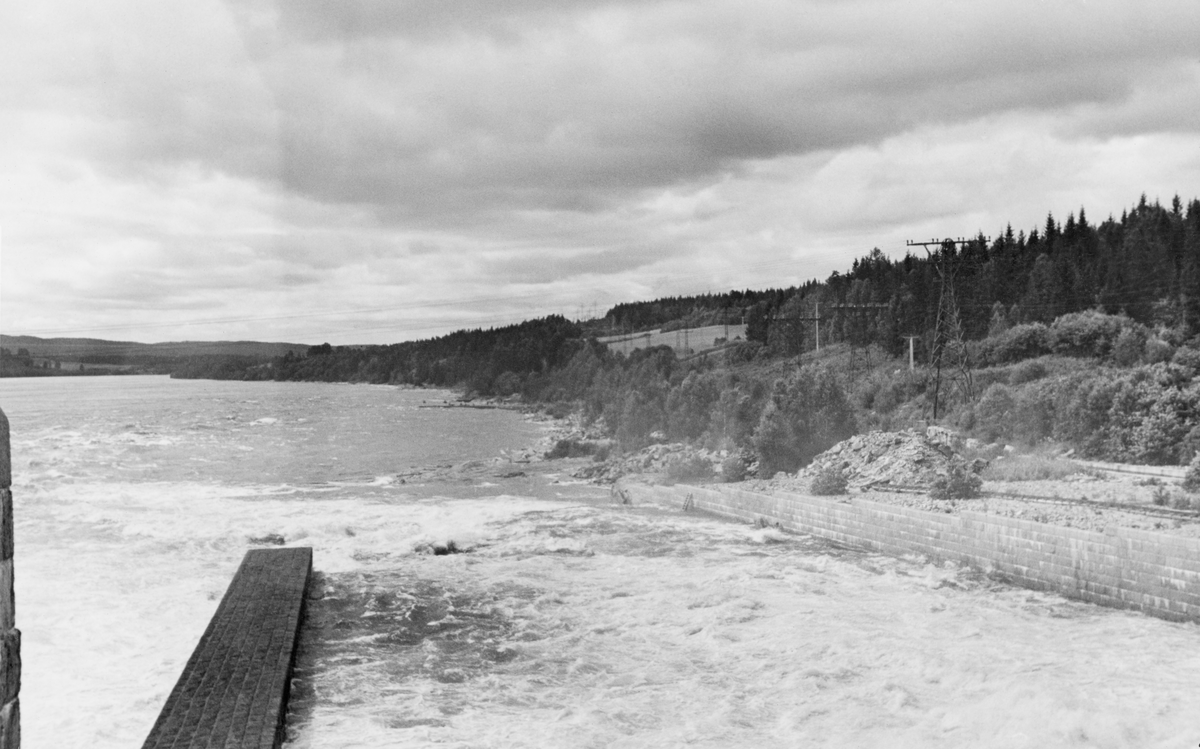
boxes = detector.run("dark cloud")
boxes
[275,0,625,42]
[254,0,1199,225]
[18,0,1192,233]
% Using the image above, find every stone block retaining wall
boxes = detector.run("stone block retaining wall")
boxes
[624,482,1200,624]
[0,409,18,748]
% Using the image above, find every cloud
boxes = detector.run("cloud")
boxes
[250,0,1200,224]
[15,0,1198,220]
[2,0,1200,343]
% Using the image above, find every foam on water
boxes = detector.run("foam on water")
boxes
[288,503,1200,748]
[1,377,1198,748]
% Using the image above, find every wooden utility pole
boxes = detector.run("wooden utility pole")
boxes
[906,237,985,419]
[771,300,823,355]
[902,335,921,371]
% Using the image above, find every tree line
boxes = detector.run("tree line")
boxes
[181,194,1197,378]
[169,194,1200,468]
[763,194,1200,356]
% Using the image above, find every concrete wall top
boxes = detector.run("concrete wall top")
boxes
[637,482,1200,623]
[0,408,9,489]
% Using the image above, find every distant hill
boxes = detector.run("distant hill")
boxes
[0,335,310,361]
[1,335,312,377]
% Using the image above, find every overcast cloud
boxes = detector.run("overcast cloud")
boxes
[2,0,1199,344]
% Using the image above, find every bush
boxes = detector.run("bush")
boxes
[493,371,524,396]
[929,459,982,499]
[1007,360,1048,386]
[1171,346,1200,374]
[1182,455,1200,494]
[976,323,1050,366]
[1048,310,1132,359]
[1052,372,1125,454]
[1152,486,1172,506]
[869,370,929,414]
[1144,338,1174,364]
[720,453,748,483]
[708,379,767,449]
[665,453,715,482]
[724,341,765,365]
[1170,491,1195,511]
[615,390,667,452]
[809,465,848,495]
[751,365,857,476]
[544,402,573,419]
[666,371,720,441]
[1011,383,1055,445]
[1111,327,1148,366]
[1104,377,1192,464]
[544,439,596,459]
[974,383,1015,442]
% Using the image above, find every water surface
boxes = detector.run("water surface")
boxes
[1,376,1197,748]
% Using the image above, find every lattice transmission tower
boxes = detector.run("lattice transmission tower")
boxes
[906,237,986,419]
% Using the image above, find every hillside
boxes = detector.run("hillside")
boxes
[0,335,308,360]
[0,336,310,377]
[157,194,1200,470]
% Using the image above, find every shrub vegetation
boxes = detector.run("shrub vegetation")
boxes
[665,454,715,483]
[929,459,983,499]
[809,465,848,495]
[720,453,748,483]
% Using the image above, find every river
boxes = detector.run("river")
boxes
[0,376,1196,748]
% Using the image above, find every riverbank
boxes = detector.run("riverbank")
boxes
[548,425,1200,540]
[378,399,607,502]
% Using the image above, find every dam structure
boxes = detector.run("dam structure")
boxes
[623,481,1200,624]
[141,547,312,749]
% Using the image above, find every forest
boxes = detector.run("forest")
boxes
[172,195,1200,470]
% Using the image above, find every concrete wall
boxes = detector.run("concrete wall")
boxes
[624,482,1200,624]
[0,409,17,747]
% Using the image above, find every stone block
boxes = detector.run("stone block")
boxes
[0,630,18,706]
[0,490,10,562]
[0,700,16,749]
[0,409,8,489]
[0,562,10,633]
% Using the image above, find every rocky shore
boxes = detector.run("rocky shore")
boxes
[540,421,1200,539]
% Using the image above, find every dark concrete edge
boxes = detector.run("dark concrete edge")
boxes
[272,556,312,749]
[141,547,313,749]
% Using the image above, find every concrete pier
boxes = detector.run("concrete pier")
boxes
[0,408,18,749]
[142,547,312,749]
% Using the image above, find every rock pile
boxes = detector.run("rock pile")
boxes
[799,428,980,490]
[573,442,724,484]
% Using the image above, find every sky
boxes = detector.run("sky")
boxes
[2,0,1199,345]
